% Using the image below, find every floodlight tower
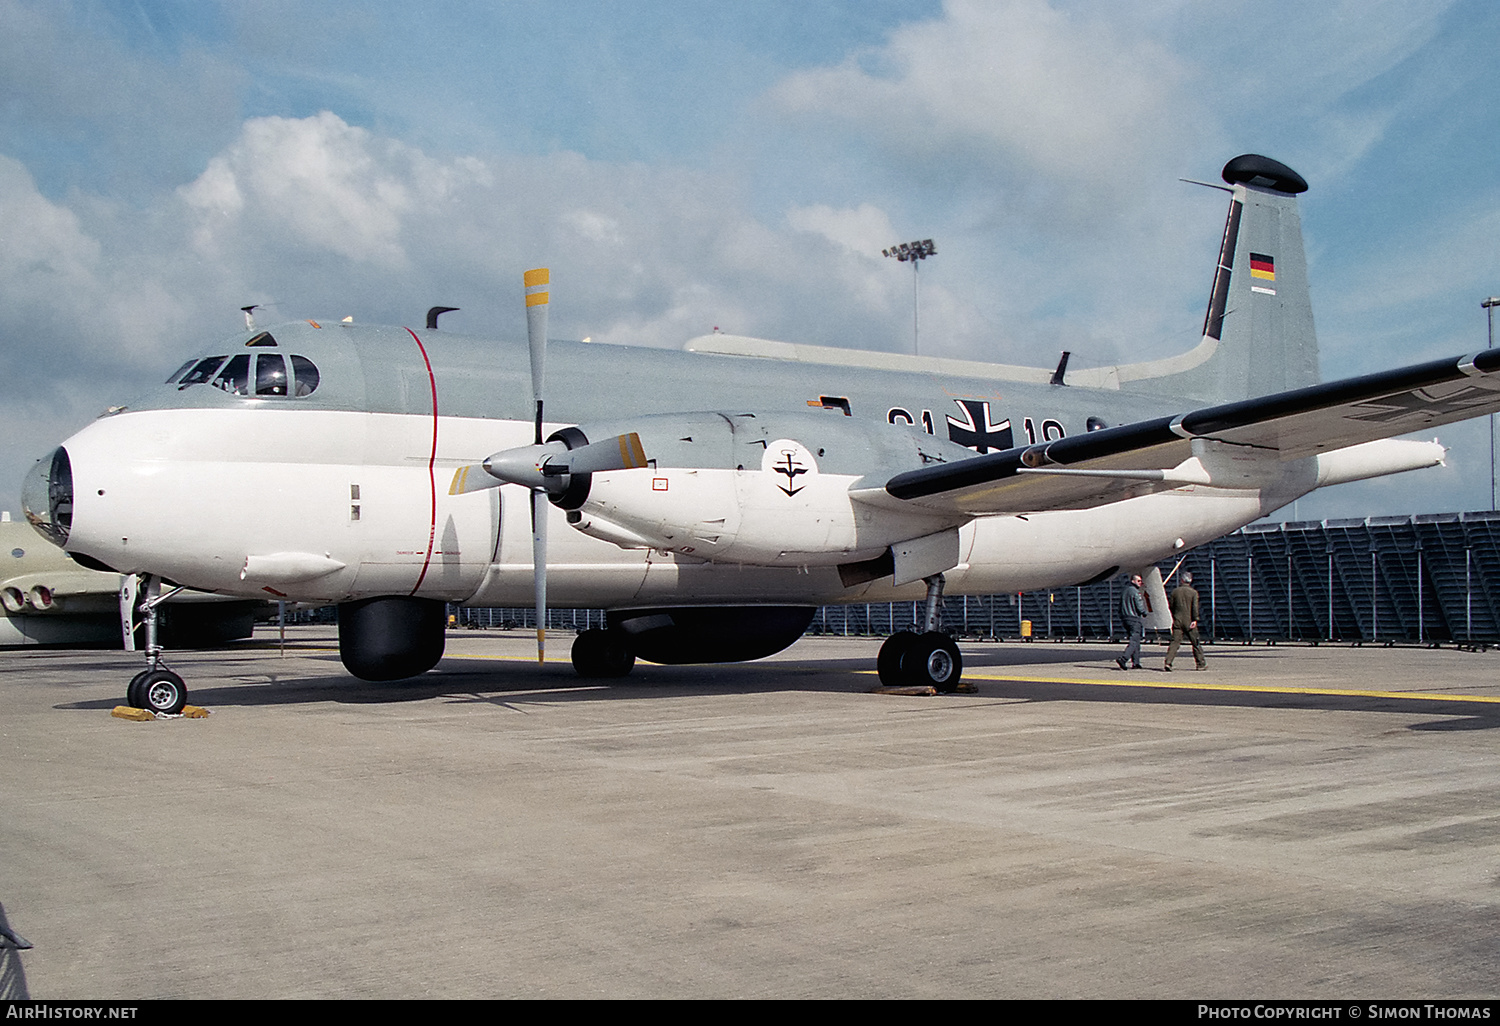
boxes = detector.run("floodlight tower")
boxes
[1485,296,1500,510]
[883,239,936,356]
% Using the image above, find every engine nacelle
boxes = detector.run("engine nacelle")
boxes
[560,411,969,567]
[338,596,446,681]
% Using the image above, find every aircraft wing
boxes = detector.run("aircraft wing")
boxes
[868,349,1500,516]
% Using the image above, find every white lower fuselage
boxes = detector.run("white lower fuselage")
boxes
[61,405,1310,609]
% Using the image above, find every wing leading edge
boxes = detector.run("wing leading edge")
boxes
[868,349,1500,515]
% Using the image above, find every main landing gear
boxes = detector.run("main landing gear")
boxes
[123,574,189,715]
[876,572,964,692]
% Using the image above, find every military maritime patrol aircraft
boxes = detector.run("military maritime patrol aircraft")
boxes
[21,154,1499,714]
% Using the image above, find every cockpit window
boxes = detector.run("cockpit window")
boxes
[291,355,320,397]
[212,354,251,395]
[255,354,287,396]
[178,356,228,389]
[165,359,196,384]
[172,352,318,398]
[245,331,278,347]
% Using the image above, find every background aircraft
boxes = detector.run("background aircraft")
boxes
[1,514,261,649]
[20,155,1498,714]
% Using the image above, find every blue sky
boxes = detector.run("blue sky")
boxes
[2,0,1498,519]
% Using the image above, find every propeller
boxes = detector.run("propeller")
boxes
[526,268,550,665]
[446,269,648,664]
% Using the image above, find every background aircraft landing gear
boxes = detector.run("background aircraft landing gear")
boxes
[875,572,964,693]
[571,628,636,678]
[123,574,190,714]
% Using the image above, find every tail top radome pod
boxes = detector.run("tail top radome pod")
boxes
[1221,154,1308,194]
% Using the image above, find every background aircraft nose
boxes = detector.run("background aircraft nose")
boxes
[21,447,73,547]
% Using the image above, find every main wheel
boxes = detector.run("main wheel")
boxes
[126,670,151,709]
[877,631,920,685]
[140,670,187,715]
[905,632,963,693]
[571,629,636,678]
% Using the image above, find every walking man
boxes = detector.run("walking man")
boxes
[1116,573,1146,670]
[1164,571,1207,671]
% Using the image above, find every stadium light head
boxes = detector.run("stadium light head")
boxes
[882,239,937,262]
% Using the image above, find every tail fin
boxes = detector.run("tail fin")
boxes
[1130,154,1321,404]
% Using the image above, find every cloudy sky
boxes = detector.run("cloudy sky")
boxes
[2,0,1498,520]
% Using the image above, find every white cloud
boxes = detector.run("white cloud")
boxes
[786,202,897,257]
[771,0,1200,201]
[0,155,100,285]
[181,112,455,267]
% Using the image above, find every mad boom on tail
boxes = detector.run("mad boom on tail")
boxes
[23,155,1500,713]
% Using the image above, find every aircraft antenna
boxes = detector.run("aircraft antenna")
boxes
[1051,351,1071,386]
[426,306,459,330]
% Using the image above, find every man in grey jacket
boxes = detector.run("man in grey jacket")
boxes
[1116,573,1146,670]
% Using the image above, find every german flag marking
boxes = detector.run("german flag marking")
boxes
[1249,253,1275,281]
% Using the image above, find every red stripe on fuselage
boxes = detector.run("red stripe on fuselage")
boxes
[405,327,440,596]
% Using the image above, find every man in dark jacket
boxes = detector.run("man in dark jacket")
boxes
[1164,571,1207,671]
[1116,573,1146,670]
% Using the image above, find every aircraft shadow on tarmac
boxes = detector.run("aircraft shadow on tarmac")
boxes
[49,644,1500,732]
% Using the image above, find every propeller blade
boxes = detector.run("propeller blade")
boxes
[525,267,549,444]
[449,463,502,495]
[531,486,548,665]
[562,432,648,475]
[524,267,551,665]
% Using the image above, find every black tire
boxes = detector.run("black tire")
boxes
[140,670,187,715]
[571,629,636,678]
[905,632,963,693]
[877,631,920,685]
[126,670,150,709]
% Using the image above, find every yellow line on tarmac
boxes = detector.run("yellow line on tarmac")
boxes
[962,671,1500,704]
[390,651,1500,704]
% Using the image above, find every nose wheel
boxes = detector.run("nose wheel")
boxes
[127,668,187,715]
[122,575,191,715]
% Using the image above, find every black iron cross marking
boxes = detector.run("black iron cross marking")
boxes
[1348,384,1498,424]
[946,399,1014,454]
[773,451,808,496]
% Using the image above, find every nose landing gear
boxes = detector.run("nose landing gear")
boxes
[122,575,189,715]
